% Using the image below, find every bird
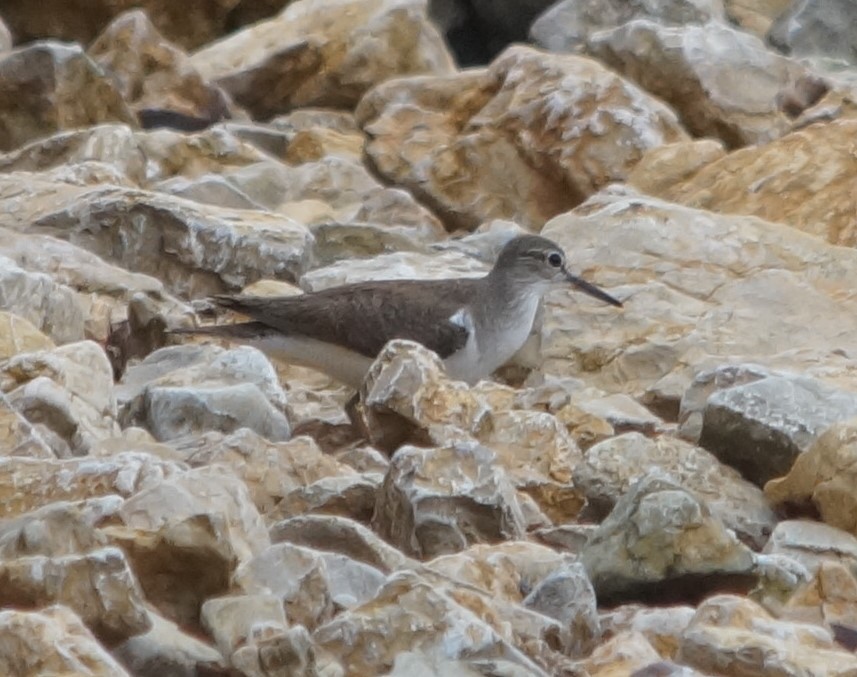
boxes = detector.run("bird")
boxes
[173,235,622,388]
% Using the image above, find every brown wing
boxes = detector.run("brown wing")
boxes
[211,278,477,359]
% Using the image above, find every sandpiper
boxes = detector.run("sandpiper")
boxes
[176,235,622,387]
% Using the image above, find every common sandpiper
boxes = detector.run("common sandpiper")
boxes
[175,235,622,387]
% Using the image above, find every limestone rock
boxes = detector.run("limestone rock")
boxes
[112,610,225,677]
[575,432,776,548]
[0,396,54,459]
[538,186,857,406]
[191,0,455,118]
[272,473,382,523]
[0,41,135,151]
[678,594,857,676]
[763,520,857,576]
[357,45,687,230]
[0,605,131,677]
[725,0,793,37]
[588,20,817,147]
[0,547,151,644]
[628,139,726,196]
[0,312,53,361]
[231,624,320,677]
[118,345,291,442]
[696,373,857,486]
[581,473,756,605]
[781,561,857,641]
[26,185,313,298]
[578,631,663,676]
[768,0,857,66]
[269,514,414,572]
[88,10,237,124]
[314,570,545,675]
[530,0,725,53]
[601,605,696,660]
[1,341,119,457]
[0,453,183,519]
[659,119,857,247]
[372,440,527,558]
[201,593,287,658]
[765,418,857,534]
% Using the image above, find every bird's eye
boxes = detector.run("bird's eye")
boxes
[547,252,563,268]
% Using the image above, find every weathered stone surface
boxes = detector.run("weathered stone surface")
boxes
[0,547,150,644]
[373,440,527,559]
[695,372,857,486]
[538,186,857,408]
[588,20,817,147]
[0,312,53,361]
[1,341,119,457]
[112,610,225,677]
[765,418,857,534]
[314,570,546,675]
[201,593,287,658]
[0,396,55,459]
[191,0,455,118]
[581,473,756,605]
[273,473,382,523]
[726,0,793,37]
[530,0,725,53]
[628,139,726,196]
[88,10,238,123]
[763,520,857,576]
[575,432,776,548]
[269,514,414,572]
[231,624,320,677]
[678,594,857,676]
[0,605,131,677]
[768,0,857,66]
[658,119,857,247]
[0,41,135,151]
[118,345,291,443]
[601,605,696,660]
[357,45,687,231]
[781,560,857,640]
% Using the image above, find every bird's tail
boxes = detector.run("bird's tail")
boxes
[168,321,271,339]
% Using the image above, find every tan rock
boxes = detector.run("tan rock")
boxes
[273,473,382,523]
[314,570,546,675]
[782,561,857,637]
[726,0,794,36]
[628,139,726,196]
[0,312,53,361]
[372,441,527,559]
[578,631,663,677]
[0,452,184,519]
[191,0,455,117]
[539,186,857,406]
[763,520,857,576]
[588,20,816,147]
[0,605,131,677]
[88,10,237,124]
[678,594,857,676]
[358,45,687,230]
[0,397,54,459]
[581,473,756,605]
[231,624,320,677]
[0,547,151,644]
[576,432,776,548]
[601,605,696,660]
[201,593,287,658]
[765,418,857,534]
[0,41,134,151]
[1,341,119,457]
[659,119,857,246]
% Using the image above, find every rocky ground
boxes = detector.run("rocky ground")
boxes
[0,0,856,675]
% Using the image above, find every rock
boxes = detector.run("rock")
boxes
[530,0,725,54]
[588,20,817,147]
[272,473,382,523]
[112,610,225,677]
[678,594,857,676]
[601,605,696,660]
[314,570,546,675]
[763,520,857,577]
[0,18,10,53]
[694,372,857,486]
[0,255,86,344]
[781,561,857,642]
[269,514,414,572]
[190,0,455,118]
[0,312,53,361]
[1,341,119,457]
[201,593,287,658]
[581,473,756,605]
[765,418,857,534]
[25,185,313,298]
[725,0,793,37]
[0,41,135,151]
[118,345,291,443]
[575,432,776,549]
[357,45,687,231]
[578,631,663,676]
[372,440,527,558]
[0,396,55,459]
[522,562,600,657]
[88,10,237,124]
[231,624,320,677]
[0,453,183,519]
[155,174,262,210]
[0,547,151,644]
[173,430,355,513]
[538,186,857,406]
[768,0,857,66]
[658,119,857,247]
[0,605,132,677]
[628,139,726,196]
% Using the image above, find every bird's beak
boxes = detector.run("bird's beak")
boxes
[565,271,623,307]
